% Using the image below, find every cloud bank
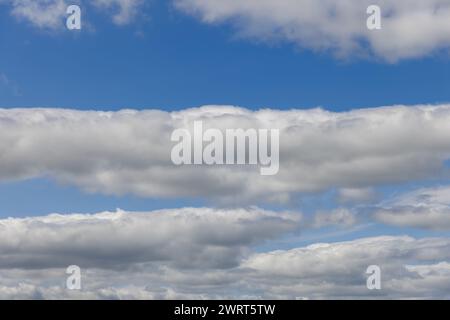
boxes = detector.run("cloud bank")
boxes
[1,105,450,204]
[0,221,449,299]
[0,207,300,270]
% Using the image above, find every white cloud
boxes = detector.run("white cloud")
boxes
[92,0,144,25]
[375,206,450,230]
[0,207,300,270]
[7,0,69,30]
[338,187,377,204]
[1,234,450,299]
[241,236,450,299]
[312,208,357,228]
[374,186,450,230]
[5,0,450,60]
[0,73,20,96]
[174,0,450,61]
[0,0,144,29]
[1,105,450,204]
[0,280,220,299]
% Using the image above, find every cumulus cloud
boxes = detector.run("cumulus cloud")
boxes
[1,235,450,299]
[0,283,217,300]
[1,105,450,204]
[241,236,450,299]
[374,186,450,230]
[0,207,300,270]
[174,0,450,61]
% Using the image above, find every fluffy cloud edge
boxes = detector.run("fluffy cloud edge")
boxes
[0,207,301,270]
[1,104,450,204]
[174,0,450,62]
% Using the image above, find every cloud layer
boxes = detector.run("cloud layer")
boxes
[374,186,450,230]
[0,207,300,270]
[1,105,450,204]
[1,224,449,299]
[241,236,450,299]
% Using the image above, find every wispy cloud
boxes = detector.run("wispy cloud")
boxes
[5,0,69,30]
[374,186,450,230]
[91,0,144,25]
[0,0,145,30]
[0,73,20,96]
[175,0,450,62]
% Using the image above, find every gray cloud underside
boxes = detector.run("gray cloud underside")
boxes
[373,186,450,230]
[1,105,450,204]
[0,213,449,300]
[0,207,300,270]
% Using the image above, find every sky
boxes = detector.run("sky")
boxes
[1,1,449,111]
[1,0,450,299]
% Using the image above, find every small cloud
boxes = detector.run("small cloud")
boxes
[91,0,145,26]
[338,187,377,204]
[373,186,450,230]
[2,0,146,30]
[312,208,357,228]
[0,73,21,96]
[9,0,69,30]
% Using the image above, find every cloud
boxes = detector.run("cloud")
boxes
[338,187,377,204]
[174,0,450,62]
[0,73,10,86]
[374,186,450,230]
[0,73,21,96]
[0,283,216,299]
[0,0,144,29]
[5,0,69,30]
[1,105,450,204]
[92,0,144,25]
[312,208,357,228]
[0,207,300,270]
[1,235,450,299]
[241,236,450,299]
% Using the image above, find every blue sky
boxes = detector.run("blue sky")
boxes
[1,0,449,112]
